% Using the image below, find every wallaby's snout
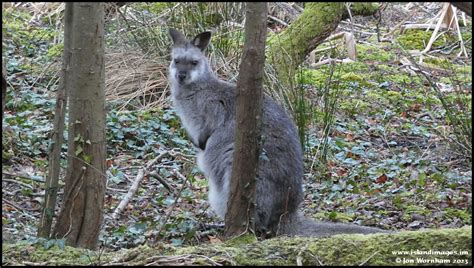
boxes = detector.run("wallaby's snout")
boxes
[177,71,187,83]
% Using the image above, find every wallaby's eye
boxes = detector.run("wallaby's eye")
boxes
[174,59,180,64]
[191,60,198,66]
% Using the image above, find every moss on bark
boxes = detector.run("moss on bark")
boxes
[3,227,471,266]
[267,2,380,86]
[267,3,345,85]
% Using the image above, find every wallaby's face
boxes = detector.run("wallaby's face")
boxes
[169,29,212,86]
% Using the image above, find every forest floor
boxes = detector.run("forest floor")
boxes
[2,2,472,254]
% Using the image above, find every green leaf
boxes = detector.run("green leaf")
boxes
[75,145,83,156]
[418,172,426,187]
[83,154,92,163]
[74,135,82,142]
[128,222,148,235]
[170,238,183,246]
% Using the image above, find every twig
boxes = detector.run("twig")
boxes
[296,243,309,266]
[359,250,381,265]
[154,170,190,242]
[171,169,194,191]
[2,198,39,211]
[2,171,45,182]
[268,14,288,27]
[112,151,169,219]
[2,178,34,189]
[148,171,173,192]
[2,199,24,211]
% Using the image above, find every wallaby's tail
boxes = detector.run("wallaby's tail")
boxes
[279,213,390,237]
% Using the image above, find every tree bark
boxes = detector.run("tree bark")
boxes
[53,2,106,249]
[224,2,267,240]
[2,58,7,116]
[38,2,73,239]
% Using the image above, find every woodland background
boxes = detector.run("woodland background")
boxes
[2,2,472,265]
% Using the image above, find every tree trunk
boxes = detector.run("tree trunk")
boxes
[224,2,267,240]
[53,2,106,250]
[38,2,73,239]
[2,58,6,116]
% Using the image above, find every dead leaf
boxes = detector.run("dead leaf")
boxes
[409,103,422,112]
[208,235,222,244]
[335,168,348,177]
[375,174,388,184]
[106,159,114,168]
[345,133,355,142]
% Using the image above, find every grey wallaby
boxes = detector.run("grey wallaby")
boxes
[168,28,388,237]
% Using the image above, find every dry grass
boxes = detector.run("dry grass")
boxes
[105,50,170,111]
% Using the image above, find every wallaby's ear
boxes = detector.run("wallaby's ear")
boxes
[169,28,186,46]
[191,31,212,51]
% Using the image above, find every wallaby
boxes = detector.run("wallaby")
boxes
[168,28,388,237]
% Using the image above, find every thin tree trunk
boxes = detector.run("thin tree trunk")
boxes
[224,2,267,240]
[2,58,6,116]
[38,2,73,239]
[53,2,106,249]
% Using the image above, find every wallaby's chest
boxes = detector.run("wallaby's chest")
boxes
[171,85,219,144]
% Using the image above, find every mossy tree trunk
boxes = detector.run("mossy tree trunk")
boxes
[52,2,106,250]
[3,227,471,266]
[267,2,379,86]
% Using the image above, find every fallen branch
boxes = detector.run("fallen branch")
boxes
[268,14,288,27]
[112,151,169,219]
[154,169,190,242]
[309,58,354,68]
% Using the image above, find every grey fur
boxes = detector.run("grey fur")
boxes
[168,28,388,237]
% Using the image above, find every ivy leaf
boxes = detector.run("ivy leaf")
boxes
[83,154,92,164]
[375,174,388,184]
[75,145,83,156]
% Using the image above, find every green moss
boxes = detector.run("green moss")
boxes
[224,233,258,247]
[47,43,64,58]
[2,242,103,265]
[2,228,472,265]
[268,3,345,84]
[350,3,380,15]
[444,208,472,225]
[396,29,459,51]
[340,99,371,116]
[401,205,429,221]
[356,44,394,62]
[313,211,355,222]
[385,90,403,102]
